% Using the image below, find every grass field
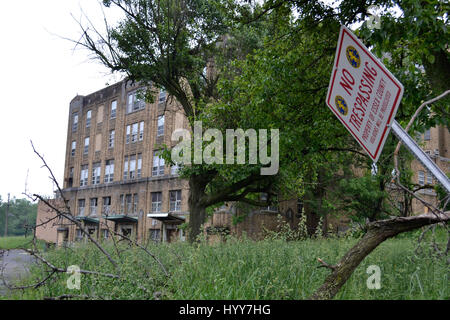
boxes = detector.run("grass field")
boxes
[4,228,448,300]
[0,236,40,250]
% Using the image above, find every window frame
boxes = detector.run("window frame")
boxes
[109,130,115,148]
[169,190,182,212]
[92,162,101,185]
[78,199,85,216]
[80,165,89,187]
[90,198,98,216]
[152,151,165,176]
[418,170,425,186]
[86,110,92,128]
[102,196,111,215]
[151,192,162,212]
[110,100,117,119]
[123,156,129,181]
[424,129,431,141]
[104,159,114,183]
[139,121,144,141]
[72,112,79,132]
[71,141,76,157]
[84,137,90,155]
[127,89,146,114]
[157,115,165,136]
[131,123,138,143]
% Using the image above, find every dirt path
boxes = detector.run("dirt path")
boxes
[0,249,36,296]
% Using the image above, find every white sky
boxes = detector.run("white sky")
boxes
[0,1,123,201]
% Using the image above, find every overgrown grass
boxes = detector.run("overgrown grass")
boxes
[4,228,448,300]
[0,236,42,250]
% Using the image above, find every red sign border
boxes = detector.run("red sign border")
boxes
[326,27,403,162]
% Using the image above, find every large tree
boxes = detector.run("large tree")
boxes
[77,0,287,241]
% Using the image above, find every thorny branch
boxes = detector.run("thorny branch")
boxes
[0,142,170,299]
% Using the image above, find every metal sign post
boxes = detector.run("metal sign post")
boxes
[391,120,450,193]
[326,26,450,194]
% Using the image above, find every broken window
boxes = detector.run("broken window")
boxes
[170,190,182,212]
[151,192,162,212]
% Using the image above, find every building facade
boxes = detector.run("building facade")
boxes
[52,79,190,245]
[410,126,450,213]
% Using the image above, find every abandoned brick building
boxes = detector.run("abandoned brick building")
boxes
[36,79,190,246]
[35,79,314,246]
[35,79,449,246]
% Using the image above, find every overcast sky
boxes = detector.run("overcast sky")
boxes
[0,1,124,201]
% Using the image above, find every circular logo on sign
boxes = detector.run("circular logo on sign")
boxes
[335,95,348,116]
[346,46,361,68]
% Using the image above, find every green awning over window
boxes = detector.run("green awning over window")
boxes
[103,214,138,223]
[76,216,100,224]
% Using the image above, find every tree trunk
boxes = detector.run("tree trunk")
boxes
[309,213,449,300]
[187,175,208,243]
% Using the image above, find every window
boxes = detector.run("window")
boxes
[424,129,431,141]
[159,88,166,104]
[123,154,141,181]
[261,193,278,212]
[126,125,131,144]
[297,200,303,218]
[426,171,433,185]
[90,198,98,216]
[71,141,76,157]
[105,160,114,183]
[127,90,145,113]
[84,137,90,155]
[170,190,182,212]
[132,123,138,142]
[418,171,425,186]
[92,162,101,185]
[68,167,74,188]
[133,193,139,214]
[110,100,117,119]
[127,122,144,143]
[75,229,83,241]
[126,194,132,213]
[102,197,111,214]
[120,195,125,213]
[109,130,115,148]
[149,229,160,242]
[151,192,162,212]
[137,154,142,178]
[72,113,78,131]
[139,121,144,141]
[152,151,165,176]
[129,155,136,180]
[80,165,89,187]
[157,115,165,136]
[102,229,109,239]
[78,199,85,216]
[171,163,180,175]
[86,110,92,128]
[123,156,129,180]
